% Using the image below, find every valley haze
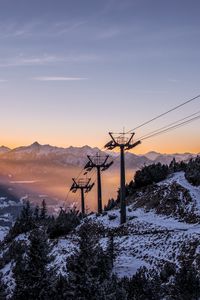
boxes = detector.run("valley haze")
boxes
[0,141,198,212]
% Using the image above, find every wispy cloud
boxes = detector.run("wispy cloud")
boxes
[34,76,88,81]
[54,20,87,36]
[0,79,7,82]
[96,28,121,39]
[0,53,102,67]
[168,79,180,83]
[0,20,42,38]
[0,19,87,39]
[0,55,61,67]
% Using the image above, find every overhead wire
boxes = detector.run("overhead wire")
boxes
[64,94,200,205]
[137,110,200,140]
[137,114,200,142]
[126,94,200,133]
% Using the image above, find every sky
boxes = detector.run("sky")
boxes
[0,0,200,154]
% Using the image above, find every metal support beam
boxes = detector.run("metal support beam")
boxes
[84,153,113,214]
[81,187,85,214]
[120,145,126,224]
[70,177,94,215]
[97,166,102,213]
[105,130,141,224]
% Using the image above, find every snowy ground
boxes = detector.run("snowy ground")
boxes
[50,236,78,276]
[1,171,200,285]
[49,200,200,279]
[87,172,200,277]
[158,171,200,212]
[0,226,9,241]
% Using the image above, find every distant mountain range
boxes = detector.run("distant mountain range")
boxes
[0,142,198,233]
[0,142,198,169]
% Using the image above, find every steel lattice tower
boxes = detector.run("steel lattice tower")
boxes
[84,153,113,213]
[70,177,94,214]
[105,130,141,224]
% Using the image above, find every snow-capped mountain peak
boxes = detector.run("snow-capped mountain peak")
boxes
[0,146,10,154]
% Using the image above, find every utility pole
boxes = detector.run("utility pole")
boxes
[70,177,94,214]
[105,130,141,224]
[84,153,113,213]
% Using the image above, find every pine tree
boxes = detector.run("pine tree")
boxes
[97,275,127,300]
[33,205,39,221]
[0,272,7,300]
[45,275,70,300]
[40,199,47,220]
[121,267,161,300]
[13,228,53,300]
[66,221,112,299]
[107,234,115,268]
[169,157,177,172]
[8,201,35,238]
[47,208,80,238]
[173,261,200,300]
[13,251,29,300]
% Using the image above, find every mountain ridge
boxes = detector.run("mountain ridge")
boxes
[0,142,198,168]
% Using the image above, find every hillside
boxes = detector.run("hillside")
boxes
[49,172,200,277]
[0,143,197,228]
[0,160,200,299]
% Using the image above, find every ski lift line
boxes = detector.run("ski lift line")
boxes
[65,94,200,202]
[84,108,197,206]
[137,114,200,142]
[64,189,71,202]
[137,110,200,140]
[66,112,199,203]
[126,94,200,133]
[141,114,200,141]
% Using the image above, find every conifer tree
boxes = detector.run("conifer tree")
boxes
[107,234,115,268]
[173,261,200,300]
[13,251,29,300]
[48,208,80,238]
[97,275,127,300]
[40,199,47,220]
[0,272,7,300]
[45,275,70,300]
[66,221,112,299]
[8,201,35,238]
[33,205,40,221]
[13,228,53,300]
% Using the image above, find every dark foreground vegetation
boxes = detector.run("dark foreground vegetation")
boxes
[0,156,200,299]
[1,205,200,300]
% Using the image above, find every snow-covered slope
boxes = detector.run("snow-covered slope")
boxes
[38,173,200,278]
[158,172,200,212]
[0,226,8,241]
[1,171,200,293]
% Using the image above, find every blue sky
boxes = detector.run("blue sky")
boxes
[0,0,200,153]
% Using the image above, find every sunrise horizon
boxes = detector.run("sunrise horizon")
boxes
[2,138,199,155]
[0,0,200,156]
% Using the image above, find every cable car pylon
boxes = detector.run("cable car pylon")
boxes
[70,177,94,215]
[84,152,113,214]
[105,130,141,224]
